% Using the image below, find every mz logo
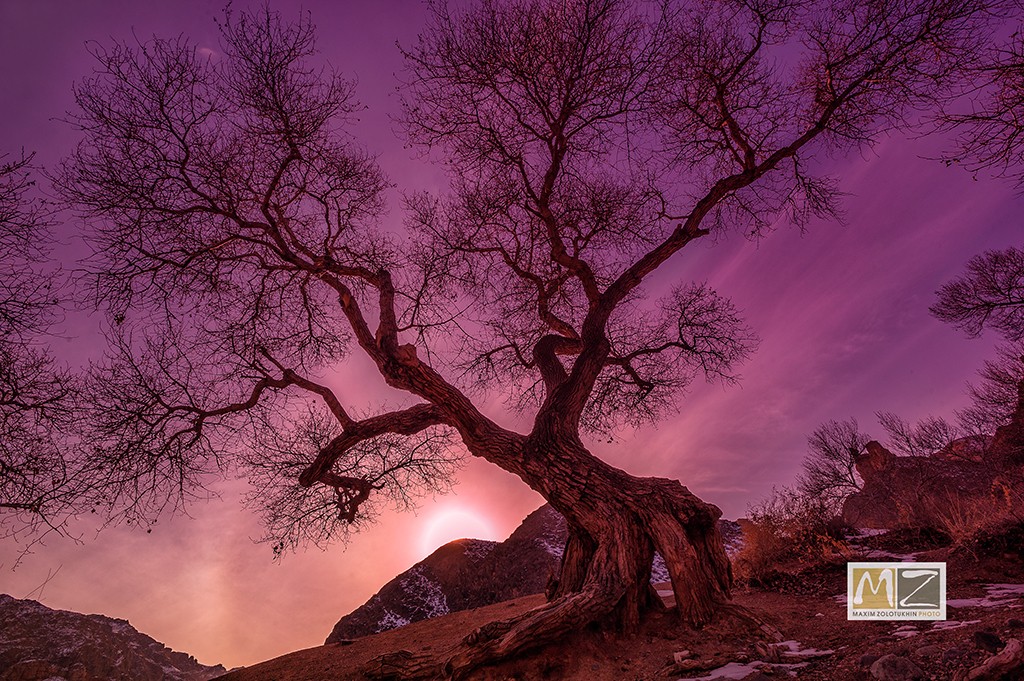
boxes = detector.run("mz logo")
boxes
[847,562,946,620]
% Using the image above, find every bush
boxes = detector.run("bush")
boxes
[931,477,1024,549]
[734,487,851,583]
[959,517,1024,559]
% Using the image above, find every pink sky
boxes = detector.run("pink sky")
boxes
[1,0,1021,670]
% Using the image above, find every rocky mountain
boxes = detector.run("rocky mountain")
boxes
[325,504,743,642]
[0,594,225,681]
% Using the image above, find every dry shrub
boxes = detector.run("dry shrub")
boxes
[734,487,851,583]
[930,478,1024,549]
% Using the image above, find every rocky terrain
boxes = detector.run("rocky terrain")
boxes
[4,502,1022,680]
[326,504,743,642]
[0,594,225,681]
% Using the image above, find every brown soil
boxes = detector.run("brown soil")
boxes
[216,547,1024,681]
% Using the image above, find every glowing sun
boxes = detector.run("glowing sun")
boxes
[419,506,498,557]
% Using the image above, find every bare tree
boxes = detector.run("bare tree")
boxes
[931,247,1024,342]
[798,418,868,509]
[0,152,80,543]
[931,247,1024,462]
[56,1,1003,676]
[958,341,1024,435]
[877,410,965,456]
[940,29,1024,185]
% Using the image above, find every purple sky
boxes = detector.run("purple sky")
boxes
[1,0,1021,669]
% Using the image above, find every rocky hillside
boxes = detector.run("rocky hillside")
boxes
[325,504,742,642]
[0,594,225,681]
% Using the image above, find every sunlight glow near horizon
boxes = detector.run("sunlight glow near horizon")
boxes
[418,506,500,558]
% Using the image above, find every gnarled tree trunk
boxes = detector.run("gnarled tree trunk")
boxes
[526,438,733,632]
[365,424,733,680]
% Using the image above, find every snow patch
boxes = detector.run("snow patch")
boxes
[948,584,1024,609]
[775,640,834,657]
[108,621,133,636]
[461,539,496,562]
[723,536,745,557]
[650,553,670,583]
[399,566,450,619]
[376,609,410,632]
[684,641,825,680]
[892,625,920,638]
[689,660,808,680]
[932,619,982,631]
[852,528,890,537]
[691,661,766,680]
[535,537,564,559]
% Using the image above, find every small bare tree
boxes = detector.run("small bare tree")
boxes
[877,410,964,456]
[56,1,1005,675]
[0,152,79,539]
[958,341,1024,437]
[798,418,868,509]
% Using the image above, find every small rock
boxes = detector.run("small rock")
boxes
[672,650,693,663]
[943,648,965,663]
[974,630,1005,653]
[1007,618,1024,629]
[860,654,881,668]
[869,654,925,681]
[915,644,943,658]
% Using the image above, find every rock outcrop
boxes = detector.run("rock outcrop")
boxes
[325,504,743,642]
[841,441,1000,529]
[0,594,225,681]
[990,368,1024,466]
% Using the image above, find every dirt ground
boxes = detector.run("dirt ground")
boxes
[216,543,1024,681]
